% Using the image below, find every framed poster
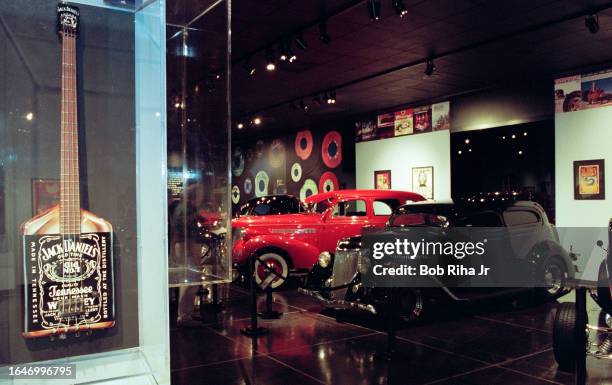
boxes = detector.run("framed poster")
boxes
[413,106,432,133]
[374,170,392,190]
[412,166,434,199]
[394,108,413,136]
[574,159,605,200]
[31,178,60,215]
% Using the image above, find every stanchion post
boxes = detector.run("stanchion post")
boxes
[258,284,283,319]
[374,287,398,361]
[240,252,268,337]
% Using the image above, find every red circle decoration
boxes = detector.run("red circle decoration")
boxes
[319,171,339,193]
[321,130,342,168]
[295,130,313,160]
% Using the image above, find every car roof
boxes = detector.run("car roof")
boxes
[400,199,544,213]
[304,189,425,203]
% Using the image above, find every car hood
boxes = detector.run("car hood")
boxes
[232,213,322,227]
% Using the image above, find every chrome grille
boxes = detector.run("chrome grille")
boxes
[330,248,359,300]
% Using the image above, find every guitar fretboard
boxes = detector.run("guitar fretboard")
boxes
[60,32,80,235]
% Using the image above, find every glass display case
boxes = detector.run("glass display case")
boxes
[0,0,169,383]
[166,0,232,294]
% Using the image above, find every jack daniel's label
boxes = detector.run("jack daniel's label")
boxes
[23,233,114,334]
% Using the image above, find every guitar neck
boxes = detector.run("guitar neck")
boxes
[60,32,80,235]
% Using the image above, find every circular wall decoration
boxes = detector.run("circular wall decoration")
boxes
[295,130,313,160]
[290,162,302,182]
[232,147,245,177]
[300,178,318,201]
[254,170,269,197]
[319,171,339,193]
[269,139,286,168]
[255,140,265,159]
[243,178,253,195]
[321,130,342,168]
[231,185,240,204]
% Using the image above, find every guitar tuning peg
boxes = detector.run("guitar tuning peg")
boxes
[59,333,67,340]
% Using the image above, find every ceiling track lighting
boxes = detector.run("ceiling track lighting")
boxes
[424,59,435,77]
[295,33,308,50]
[585,14,599,34]
[300,100,309,111]
[319,20,331,44]
[265,47,276,71]
[367,0,381,21]
[392,0,407,17]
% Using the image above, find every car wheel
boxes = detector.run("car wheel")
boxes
[553,302,582,371]
[540,257,568,300]
[254,252,289,290]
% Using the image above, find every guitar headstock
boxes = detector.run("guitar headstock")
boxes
[57,3,80,37]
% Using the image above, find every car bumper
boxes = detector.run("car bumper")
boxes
[297,287,377,314]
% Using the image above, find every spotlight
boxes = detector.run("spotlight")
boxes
[585,14,599,34]
[319,21,331,44]
[300,100,309,111]
[237,122,244,129]
[279,40,289,61]
[265,48,276,71]
[329,90,336,104]
[523,131,528,136]
[288,48,297,63]
[295,33,308,50]
[392,0,407,17]
[253,117,262,125]
[367,0,381,21]
[464,139,470,144]
[25,112,34,121]
[424,59,435,76]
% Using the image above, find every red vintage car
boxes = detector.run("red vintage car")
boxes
[232,189,425,288]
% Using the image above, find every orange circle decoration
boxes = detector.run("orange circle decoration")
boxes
[321,130,342,168]
[319,171,339,193]
[269,139,286,168]
[295,130,313,160]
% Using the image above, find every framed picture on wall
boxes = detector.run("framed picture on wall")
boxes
[574,159,605,200]
[412,166,434,199]
[31,178,60,215]
[374,170,392,190]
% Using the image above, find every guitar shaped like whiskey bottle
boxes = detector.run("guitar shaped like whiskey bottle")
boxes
[20,3,115,339]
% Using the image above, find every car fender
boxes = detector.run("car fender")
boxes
[239,234,321,270]
[527,240,575,280]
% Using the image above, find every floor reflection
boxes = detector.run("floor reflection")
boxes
[170,283,612,385]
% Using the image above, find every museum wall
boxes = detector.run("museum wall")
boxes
[555,107,612,227]
[230,123,356,215]
[355,130,451,201]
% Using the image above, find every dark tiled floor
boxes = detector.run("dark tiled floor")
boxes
[170,285,612,385]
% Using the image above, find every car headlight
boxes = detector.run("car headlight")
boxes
[318,251,332,268]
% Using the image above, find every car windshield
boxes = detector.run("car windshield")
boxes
[240,196,307,216]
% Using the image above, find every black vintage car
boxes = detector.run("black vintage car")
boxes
[238,195,307,217]
[552,218,612,371]
[299,199,576,321]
